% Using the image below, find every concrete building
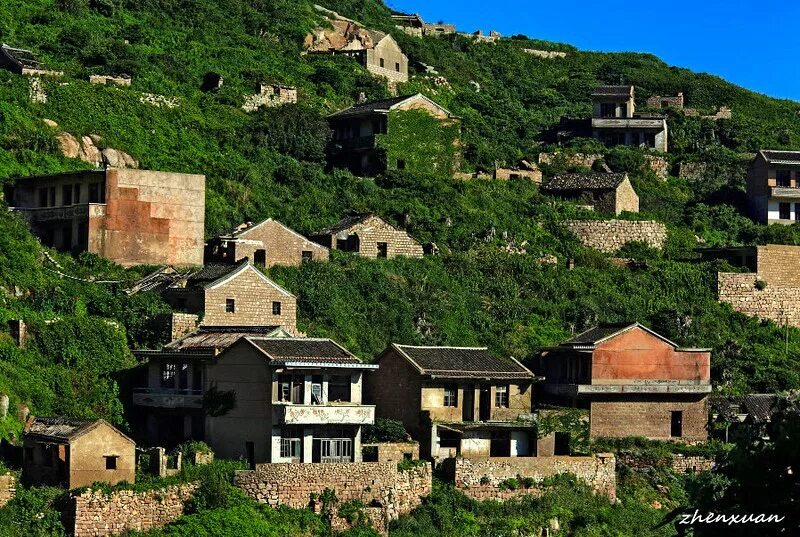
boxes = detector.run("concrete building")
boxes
[537,323,711,442]
[22,417,135,488]
[311,213,423,259]
[134,334,377,466]
[327,93,459,176]
[542,173,639,215]
[164,260,298,333]
[205,218,329,267]
[0,44,62,77]
[391,13,456,37]
[591,86,668,152]
[365,344,540,460]
[5,168,205,267]
[746,150,800,224]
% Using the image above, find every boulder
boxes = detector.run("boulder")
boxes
[42,118,59,128]
[57,131,80,158]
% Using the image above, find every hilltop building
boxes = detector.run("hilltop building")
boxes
[391,13,456,37]
[542,173,639,215]
[311,213,423,259]
[4,169,205,267]
[205,218,329,267]
[746,150,800,224]
[590,86,668,152]
[537,323,711,442]
[327,93,460,176]
[0,44,62,77]
[365,344,539,460]
[22,417,135,488]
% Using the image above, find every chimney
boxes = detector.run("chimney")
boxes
[8,319,26,347]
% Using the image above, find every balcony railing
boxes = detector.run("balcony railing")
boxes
[771,187,800,199]
[11,203,107,222]
[273,403,375,425]
[591,117,666,130]
[133,388,203,409]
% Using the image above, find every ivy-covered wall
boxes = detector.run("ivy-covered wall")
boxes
[376,109,461,177]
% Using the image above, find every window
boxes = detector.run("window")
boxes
[376,242,388,258]
[272,301,282,315]
[42,445,55,467]
[39,188,49,207]
[62,185,72,206]
[600,103,616,118]
[225,299,235,313]
[311,376,323,404]
[280,437,301,460]
[644,132,656,148]
[88,182,105,203]
[494,385,509,408]
[73,184,81,204]
[779,202,791,220]
[254,249,266,266]
[301,251,313,263]
[395,62,400,72]
[277,374,303,403]
[160,362,176,389]
[777,169,792,187]
[328,376,351,402]
[105,456,118,470]
[795,204,800,222]
[49,187,56,206]
[380,58,385,68]
[443,385,458,407]
[670,411,683,438]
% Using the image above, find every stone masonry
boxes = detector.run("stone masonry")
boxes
[166,312,199,341]
[564,220,668,253]
[0,474,15,508]
[441,455,616,501]
[363,442,420,463]
[241,84,298,113]
[235,461,431,525]
[717,272,800,328]
[617,453,716,474]
[72,483,198,537]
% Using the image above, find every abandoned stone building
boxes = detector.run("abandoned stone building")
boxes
[311,213,424,259]
[5,168,205,267]
[391,13,456,37]
[536,323,711,442]
[327,93,460,176]
[22,417,135,488]
[241,83,298,113]
[710,393,780,443]
[745,150,800,224]
[163,260,299,332]
[0,43,63,77]
[493,160,542,182]
[646,93,685,110]
[365,344,540,460]
[590,86,668,152]
[542,173,639,215]
[205,218,329,267]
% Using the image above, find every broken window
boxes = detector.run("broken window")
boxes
[495,385,509,408]
[644,132,656,147]
[395,62,400,72]
[161,362,177,389]
[49,187,56,206]
[42,445,55,467]
[376,242,388,258]
[777,169,792,187]
[62,185,72,206]
[278,374,304,404]
[254,249,266,266]
[105,455,118,470]
[89,183,100,203]
[73,184,81,204]
[301,251,313,263]
[443,385,458,407]
[225,299,235,313]
[272,301,282,315]
[38,188,49,207]
[600,103,616,118]
[780,202,791,220]
[280,436,302,460]
[328,375,351,402]
[311,376,323,404]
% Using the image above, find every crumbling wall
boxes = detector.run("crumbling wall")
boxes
[441,455,616,501]
[0,474,15,508]
[616,453,715,473]
[363,442,420,462]
[717,272,800,327]
[72,483,198,537]
[242,85,297,112]
[563,220,668,253]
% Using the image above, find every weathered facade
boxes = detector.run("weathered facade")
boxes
[0,474,15,508]
[205,218,329,267]
[327,93,460,176]
[746,150,800,224]
[365,344,540,460]
[22,417,135,488]
[311,213,423,259]
[5,168,205,267]
[241,84,297,113]
[391,13,456,37]
[537,323,711,442]
[591,86,668,152]
[0,44,63,76]
[542,173,639,215]
[646,93,685,110]
[563,219,668,253]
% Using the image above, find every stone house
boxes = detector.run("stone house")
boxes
[327,93,460,176]
[542,173,639,214]
[205,218,329,267]
[364,344,540,460]
[493,160,542,182]
[22,417,135,488]
[391,13,456,37]
[591,86,668,152]
[241,83,298,113]
[0,44,63,76]
[710,393,780,443]
[4,168,205,267]
[646,93,684,109]
[164,260,298,332]
[745,150,800,224]
[311,213,423,259]
[536,323,711,442]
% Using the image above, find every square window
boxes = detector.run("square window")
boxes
[272,301,282,315]
[443,385,458,407]
[495,385,509,408]
[105,455,118,470]
[777,169,791,187]
[225,299,235,313]
[376,242,388,258]
[302,251,313,263]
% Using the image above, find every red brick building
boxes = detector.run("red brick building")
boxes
[537,323,711,442]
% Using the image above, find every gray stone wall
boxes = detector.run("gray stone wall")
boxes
[0,474,15,508]
[563,220,667,253]
[718,272,800,327]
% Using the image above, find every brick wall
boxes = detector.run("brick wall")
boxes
[0,474,15,508]
[167,312,199,341]
[72,483,198,537]
[718,272,800,327]
[590,396,708,442]
[441,455,616,501]
[756,245,800,286]
[564,220,667,253]
[234,461,431,524]
[330,216,423,259]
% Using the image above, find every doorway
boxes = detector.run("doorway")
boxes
[670,411,683,438]
[462,384,475,422]
[479,387,491,421]
[245,441,255,470]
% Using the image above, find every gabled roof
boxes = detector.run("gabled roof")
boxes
[592,85,634,98]
[165,325,288,352]
[24,416,134,444]
[543,173,628,192]
[314,213,376,235]
[218,218,328,250]
[710,394,781,424]
[388,344,535,380]
[328,93,452,119]
[245,337,374,368]
[555,322,710,352]
[759,150,800,166]
[187,260,295,297]
[127,266,193,295]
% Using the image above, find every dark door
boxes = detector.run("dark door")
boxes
[489,431,511,457]
[462,384,475,422]
[479,387,491,421]
[245,441,255,470]
[671,411,683,438]
[554,432,570,455]
[254,249,266,266]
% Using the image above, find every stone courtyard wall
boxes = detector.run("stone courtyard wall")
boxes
[72,483,198,537]
[564,220,668,253]
[616,453,716,473]
[0,474,15,508]
[717,272,800,327]
[441,455,616,501]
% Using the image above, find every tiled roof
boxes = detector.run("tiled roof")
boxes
[127,266,193,295]
[250,337,362,364]
[315,213,375,235]
[543,173,627,192]
[25,416,95,442]
[710,394,780,424]
[393,344,534,379]
[328,95,416,118]
[1,44,43,68]
[592,85,634,97]
[561,323,639,346]
[166,326,284,352]
[761,150,800,166]
[186,263,241,287]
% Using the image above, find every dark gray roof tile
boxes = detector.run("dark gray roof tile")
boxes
[394,345,534,379]
[250,337,362,364]
[543,173,627,192]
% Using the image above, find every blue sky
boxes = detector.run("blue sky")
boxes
[386,0,800,102]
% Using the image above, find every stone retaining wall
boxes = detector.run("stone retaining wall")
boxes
[0,474,15,508]
[564,220,668,253]
[72,483,198,537]
[617,453,715,473]
[235,462,431,524]
[363,442,420,463]
[717,272,800,327]
[441,455,616,502]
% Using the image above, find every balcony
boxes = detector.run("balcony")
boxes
[273,403,376,425]
[771,187,800,199]
[591,117,666,130]
[11,203,106,222]
[133,388,203,409]
[330,135,377,152]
